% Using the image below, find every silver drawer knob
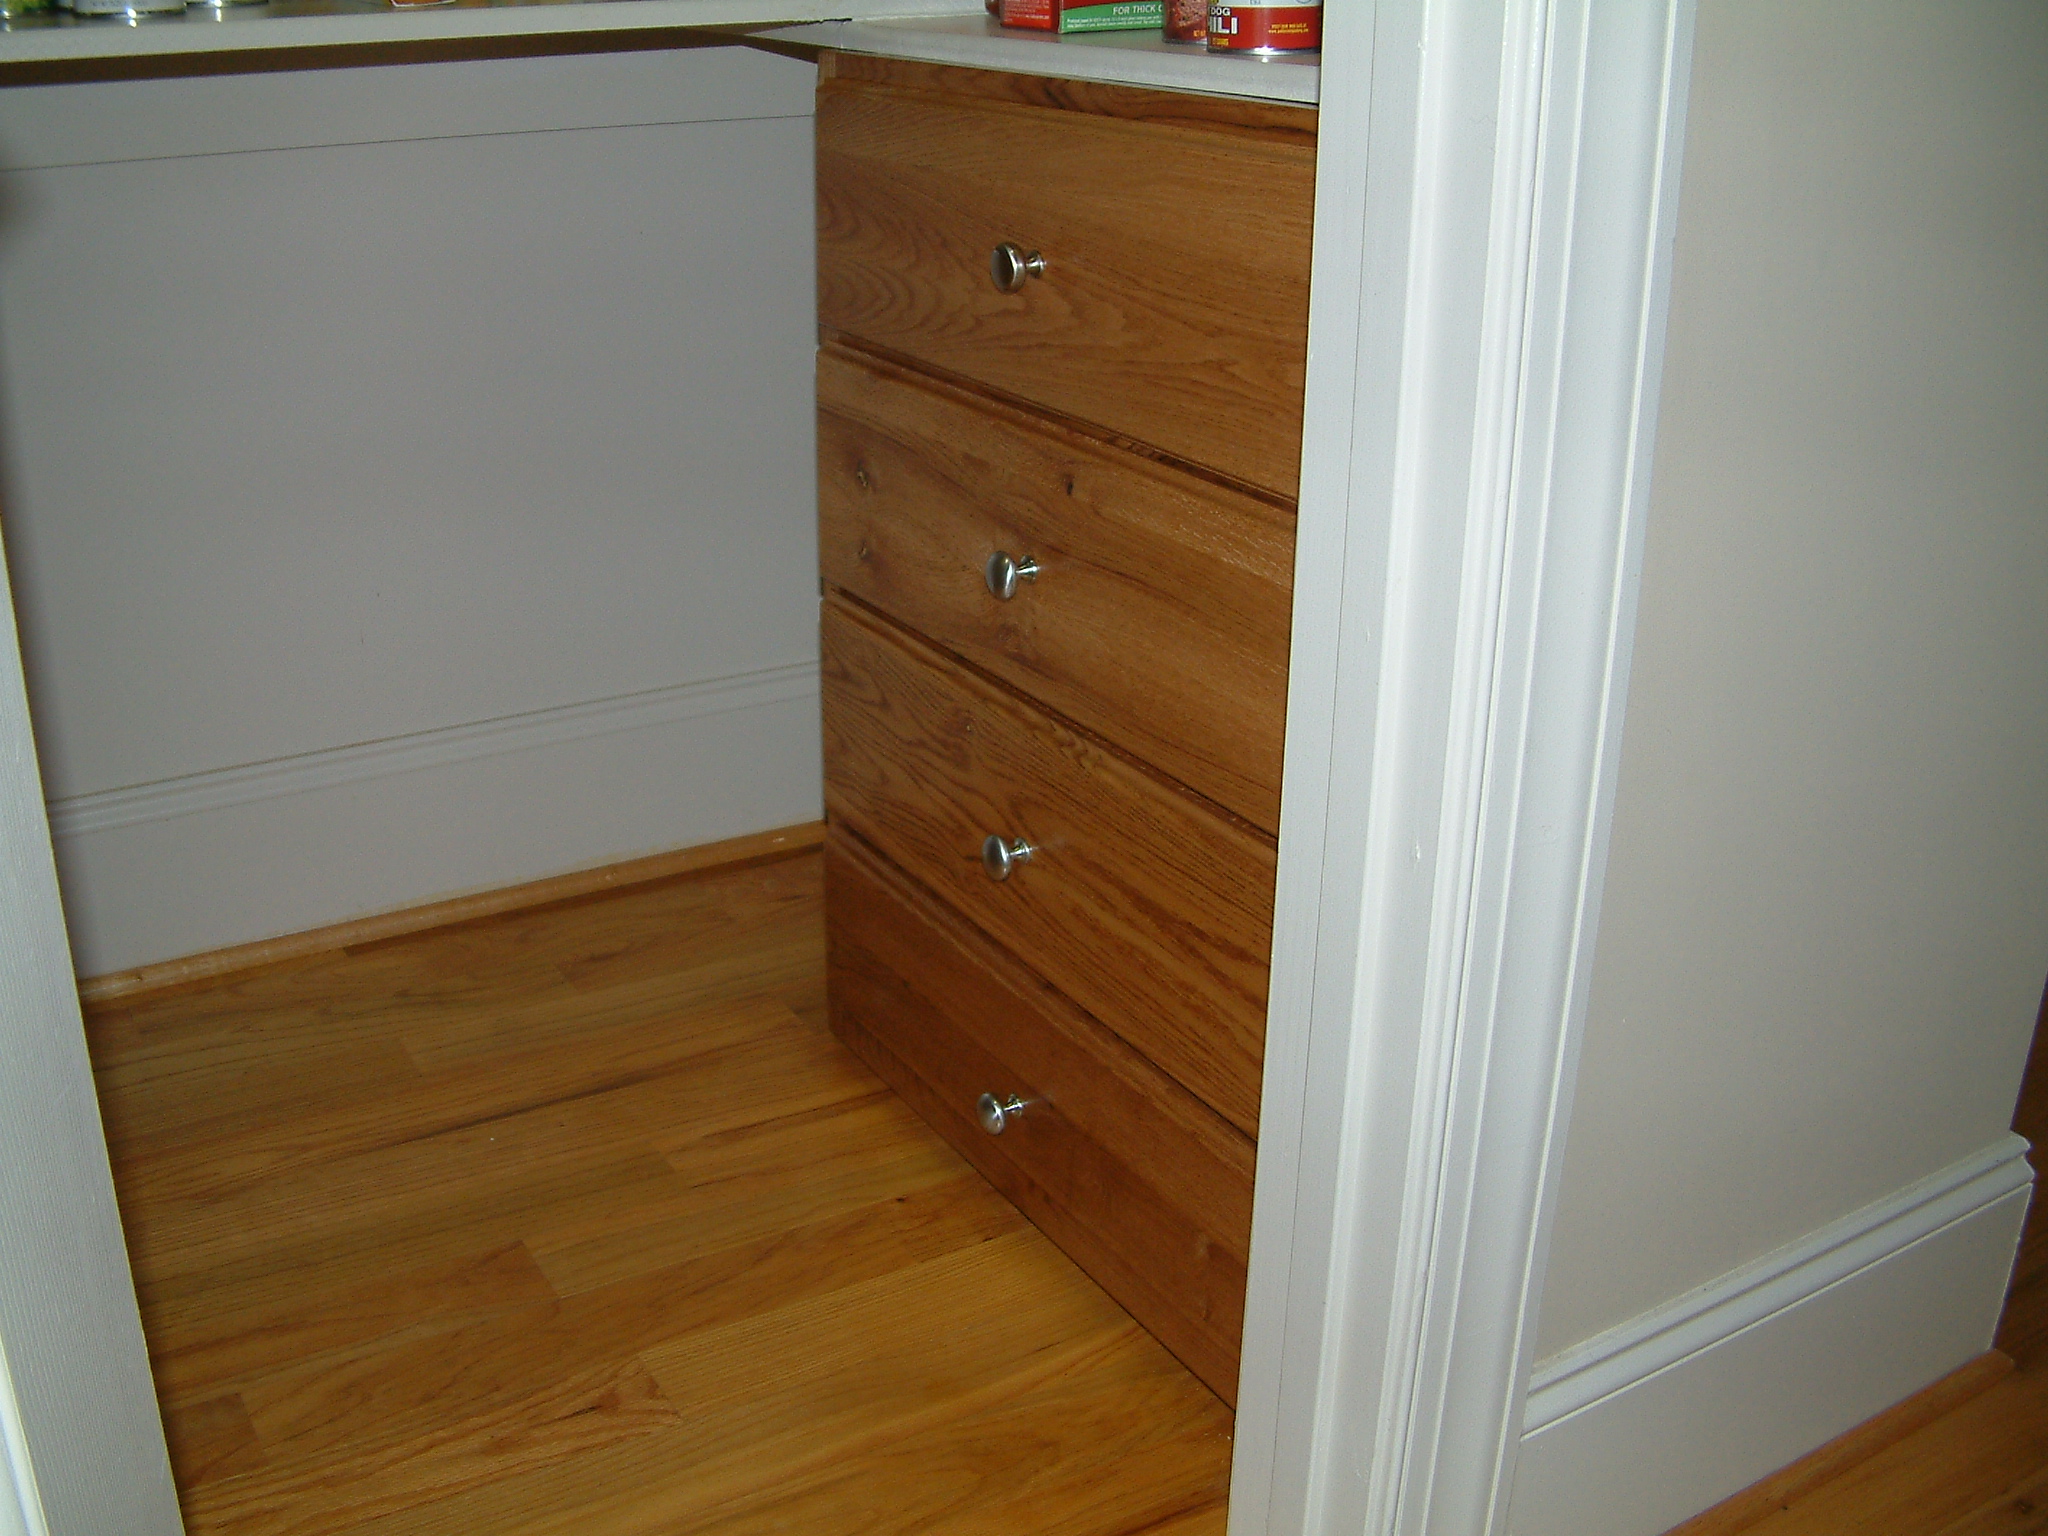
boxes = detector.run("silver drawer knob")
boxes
[977,1092,1028,1135]
[981,834,1034,881]
[990,242,1046,294]
[983,550,1040,600]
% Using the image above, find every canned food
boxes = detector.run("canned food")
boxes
[1207,0,1321,53]
[1163,0,1206,43]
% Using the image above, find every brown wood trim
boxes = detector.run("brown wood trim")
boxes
[77,819,824,1007]
[820,330,1301,515]
[0,26,736,89]
[1661,1350,2016,1536]
[819,49,1317,145]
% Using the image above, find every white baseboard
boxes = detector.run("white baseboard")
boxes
[1509,1135,2033,1536]
[47,668,822,977]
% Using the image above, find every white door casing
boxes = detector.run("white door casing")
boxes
[1230,1,1697,1532]
[0,525,183,1535]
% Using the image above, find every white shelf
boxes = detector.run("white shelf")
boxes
[0,0,969,70]
[766,13,1317,104]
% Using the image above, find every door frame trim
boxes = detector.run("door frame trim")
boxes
[1230,2,1700,1530]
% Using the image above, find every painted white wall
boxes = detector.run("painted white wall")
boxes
[0,47,824,975]
[1536,0,2048,1360]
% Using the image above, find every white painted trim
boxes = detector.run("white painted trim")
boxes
[0,535,183,1532]
[0,1337,47,1536]
[1510,1165,2029,1536]
[1230,2,1697,1533]
[1525,1134,2032,1432]
[47,662,818,839]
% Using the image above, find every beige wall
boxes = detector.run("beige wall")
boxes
[1537,0,2048,1359]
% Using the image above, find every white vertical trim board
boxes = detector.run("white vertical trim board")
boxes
[1509,1137,2032,1536]
[0,1337,45,1536]
[0,545,182,1532]
[1229,1,1697,1533]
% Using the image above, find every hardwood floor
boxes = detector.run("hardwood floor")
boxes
[86,847,1232,1536]
[1671,981,2048,1536]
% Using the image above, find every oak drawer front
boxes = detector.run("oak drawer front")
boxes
[816,75,1314,499]
[825,826,1253,1403]
[820,346,1294,834]
[822,596,1273,1136]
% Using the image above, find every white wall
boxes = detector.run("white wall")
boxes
[0,47,824,976]
[1537,0,2048,1360]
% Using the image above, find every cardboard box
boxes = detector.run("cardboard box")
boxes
[996,0,1164,33]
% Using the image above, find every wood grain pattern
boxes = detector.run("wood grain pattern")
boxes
[819,343,1295,831]
[821,595,1275,1134]
[80,820,825,1006]
[1666,1353,2016,1536]
[817,70,1314,498]
[90,849,1234,1535]
[821,50,1319,144]
[826,824,1253,1401]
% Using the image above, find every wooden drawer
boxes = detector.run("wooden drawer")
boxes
[826,825,1253,1404]
[816,56,1316,500]
[822,596,1274,1135]
[819,345,1294,834]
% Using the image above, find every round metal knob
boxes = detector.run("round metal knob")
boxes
[977,1092,1028,1135]
[983,550,1041,600]
[990,241,1046,294]
[981,834,1034,882]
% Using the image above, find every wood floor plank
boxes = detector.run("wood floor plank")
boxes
[188,1355,680,1536]
[1128,1504,1230,1536]
[148,1241,559,1406]
[634,1229,1130,1472]
[1735,1368,2048,1536]
[93,847,1236,1536]
[115,995,800,1206]
[164,1393,269,1489]
[1933,1460,2048,1536]
[530,1107,990,1295]
[123,1004,878,1288]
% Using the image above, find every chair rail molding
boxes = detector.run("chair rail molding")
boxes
[1229,1,1699,1533]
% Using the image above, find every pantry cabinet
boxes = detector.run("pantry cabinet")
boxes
[813,53,1315,1403]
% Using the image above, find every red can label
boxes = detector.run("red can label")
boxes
[1163,0,1207,42]
[1207,0,1321,51]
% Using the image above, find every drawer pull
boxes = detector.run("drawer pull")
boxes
[983,550,1040,600]
[989,242,1047,294]
[981,834,1035,882]
[977,1092,1030,1135]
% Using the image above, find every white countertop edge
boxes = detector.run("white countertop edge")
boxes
[765,14,1317,104]
[0,0,968,67]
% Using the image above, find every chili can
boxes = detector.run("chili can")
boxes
[1207,0,1321,53]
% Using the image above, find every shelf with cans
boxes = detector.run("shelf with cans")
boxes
[982,0,1317,52]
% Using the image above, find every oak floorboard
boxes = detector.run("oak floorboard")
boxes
[165,1394,269,1488]
[149,1241,559,1406]
[94,847,1233,1536]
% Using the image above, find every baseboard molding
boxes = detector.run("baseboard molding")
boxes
[79,818,825,1007]
[1509,1136,2033,1536]
[46,662,817,840]
[51,675,822,977]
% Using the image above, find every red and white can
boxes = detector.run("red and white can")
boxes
[1206,0,1321,53]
